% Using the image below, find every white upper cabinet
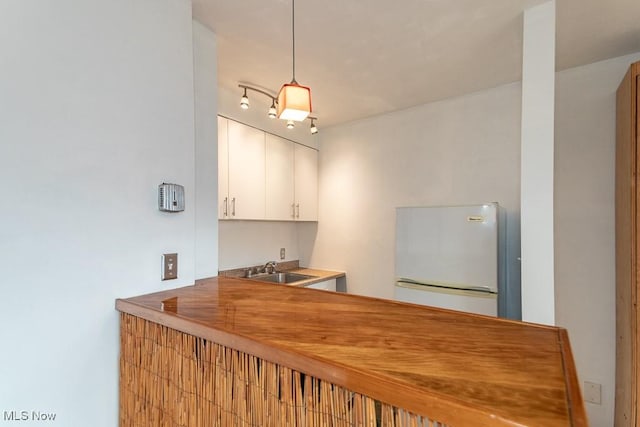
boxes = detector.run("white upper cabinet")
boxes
[294,143,318,221]
[265,135,318,221]
[219,118,266,220]
[218,116,317,222]
[265,134,295,220]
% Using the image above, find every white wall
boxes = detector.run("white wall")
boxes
[308,83,522,299]
[218,221,304,269]
[217,86,319,270]
[521,0,556,325]
[0,1,196,426]
[555,51,640,427]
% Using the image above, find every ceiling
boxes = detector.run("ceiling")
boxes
[194,0,640,127]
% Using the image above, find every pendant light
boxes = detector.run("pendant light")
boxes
[277,0,312,122]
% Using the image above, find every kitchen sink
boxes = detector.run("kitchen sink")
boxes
[247,272,315,284]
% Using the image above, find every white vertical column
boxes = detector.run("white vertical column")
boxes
[521,1,556,325]
[194,22,219,279]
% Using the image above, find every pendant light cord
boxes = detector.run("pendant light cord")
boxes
[291,0,297,84]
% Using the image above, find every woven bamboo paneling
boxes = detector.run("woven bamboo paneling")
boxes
[120,313,445,426]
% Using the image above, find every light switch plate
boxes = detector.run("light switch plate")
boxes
[162,253,178,280]
[584,381,601,405]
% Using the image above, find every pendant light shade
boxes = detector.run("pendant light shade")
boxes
[277,82,311,121]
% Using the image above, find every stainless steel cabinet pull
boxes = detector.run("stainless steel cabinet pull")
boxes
[291,204,296,218]
[223,197,228,217]
[232,197,236,216]
[296,203,300,218]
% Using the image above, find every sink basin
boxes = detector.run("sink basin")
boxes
[247,272,315,284]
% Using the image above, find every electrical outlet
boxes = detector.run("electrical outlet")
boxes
[162,253,178,280]
[584,381,601,405]
[280,248,285,260]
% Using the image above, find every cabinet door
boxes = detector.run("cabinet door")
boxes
[305,279,336,291]
[265,134,295,220]
[294,144,318,221]
[227,120,265,219]
[218,116,229,219]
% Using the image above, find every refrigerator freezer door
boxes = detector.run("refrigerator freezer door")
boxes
[394,282,497,316]
[395,204,498,291]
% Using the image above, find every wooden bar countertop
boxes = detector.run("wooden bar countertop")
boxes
[116,277,587,427]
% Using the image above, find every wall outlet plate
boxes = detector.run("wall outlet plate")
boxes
[162,253,178,280]
[280,248,285,260]
[583,381,601,405]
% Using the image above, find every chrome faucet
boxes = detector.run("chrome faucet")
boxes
[263,261,277,274]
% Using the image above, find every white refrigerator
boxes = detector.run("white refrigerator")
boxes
[394,203,515,318]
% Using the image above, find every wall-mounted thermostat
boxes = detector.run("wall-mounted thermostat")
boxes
[158,183,185,212]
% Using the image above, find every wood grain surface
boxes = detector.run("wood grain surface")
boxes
[616,60,639,427]
[116,277,586,426]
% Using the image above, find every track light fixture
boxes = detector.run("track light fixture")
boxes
[238,83,319,134]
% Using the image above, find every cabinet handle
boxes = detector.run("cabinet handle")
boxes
[223,197,228,217]
[231,197,236,216]
[296,203,300,218]
[291,204,296,218]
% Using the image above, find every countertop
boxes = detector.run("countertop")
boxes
[116,277,586,426]
[271,267,344,287]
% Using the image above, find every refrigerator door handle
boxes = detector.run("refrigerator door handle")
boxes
[396,279,497,295]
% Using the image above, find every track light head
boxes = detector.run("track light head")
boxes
[310,119,318,134]
[268,100,277,119]
[286,120,295,129]
[240,88,249,109]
